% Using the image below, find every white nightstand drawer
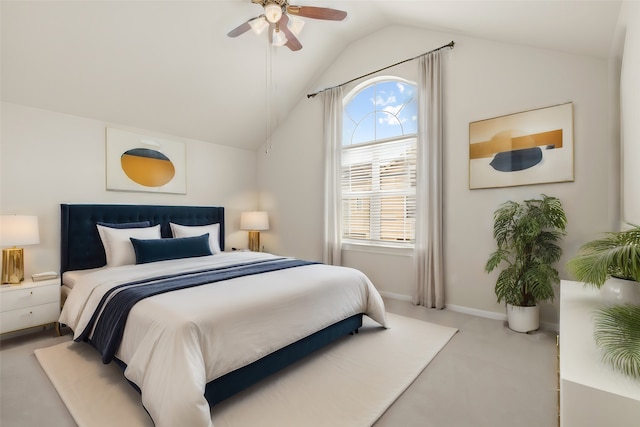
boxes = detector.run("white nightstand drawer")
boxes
[0,283,59,312]
[0,301,60,334]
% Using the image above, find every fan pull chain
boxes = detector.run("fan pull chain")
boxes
[265,43,278,154]
[265,39,271,154]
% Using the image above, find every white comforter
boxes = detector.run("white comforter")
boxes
[59,252,387,427]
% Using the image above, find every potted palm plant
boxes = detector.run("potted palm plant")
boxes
[567,224,640,379]
[566,224,640,304]
[485,194,567,332]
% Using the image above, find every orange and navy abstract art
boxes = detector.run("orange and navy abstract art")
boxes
[469,103,573,189]
[120,148,176,187]
[106,128,186,194]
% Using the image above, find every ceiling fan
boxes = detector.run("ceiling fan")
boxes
[227,0,347,51]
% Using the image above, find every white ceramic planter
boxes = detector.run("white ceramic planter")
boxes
[506,304,539,333]
[600,277,640,306]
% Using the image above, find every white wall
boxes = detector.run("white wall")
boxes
[2,23,623,327]
[620,2,640,226]
[259,25,618,325]
[0,102,259,277]
[256,98,325,259]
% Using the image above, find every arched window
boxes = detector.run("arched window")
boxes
[341,78,417,246]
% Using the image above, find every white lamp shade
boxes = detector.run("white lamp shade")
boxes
[264,3,283,23]
[240,212,269,231]
[0,215,40,246]
[249,16,269,35]
[272,28,288,47]
[287,15,305,36]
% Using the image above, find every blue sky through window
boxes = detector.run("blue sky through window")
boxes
[343,80,417,146]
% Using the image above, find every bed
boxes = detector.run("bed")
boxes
[58,204,387,427]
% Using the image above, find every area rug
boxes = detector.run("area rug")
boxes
[35,313,457,427]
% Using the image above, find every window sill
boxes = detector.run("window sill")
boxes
[341,242,413,257]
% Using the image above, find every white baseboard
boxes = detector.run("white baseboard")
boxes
[445,304,506,321]
[380,292,559,332]
[379,291,413,302]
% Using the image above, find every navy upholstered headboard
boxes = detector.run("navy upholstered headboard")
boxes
[60,204,225,275]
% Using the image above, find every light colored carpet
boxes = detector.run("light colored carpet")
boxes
[35,313,457,427]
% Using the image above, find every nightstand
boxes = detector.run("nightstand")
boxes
[0,277,61,336]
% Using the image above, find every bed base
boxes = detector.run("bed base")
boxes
[115,314,362,406]
[204,313,363,406]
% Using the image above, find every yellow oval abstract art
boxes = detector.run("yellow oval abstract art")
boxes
[121,148,175,187]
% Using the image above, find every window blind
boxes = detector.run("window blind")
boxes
[341,137,416,245]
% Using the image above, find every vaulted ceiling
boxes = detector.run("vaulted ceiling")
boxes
[1,1,622,151]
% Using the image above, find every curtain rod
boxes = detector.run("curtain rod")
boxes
[306,40,454,99]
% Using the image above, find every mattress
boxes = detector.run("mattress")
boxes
[61,268,104,304]
[62,267,105,289]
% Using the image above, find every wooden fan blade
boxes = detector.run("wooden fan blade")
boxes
[287,5,347,21]
[227,15,264,37]
[227,19,253,37]
[278,14,302,51]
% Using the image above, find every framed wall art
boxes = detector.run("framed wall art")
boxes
[106,128,187,194]
[469,102,574,190]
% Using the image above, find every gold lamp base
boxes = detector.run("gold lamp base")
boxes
[2,247,25,284]
[248,230,261,252]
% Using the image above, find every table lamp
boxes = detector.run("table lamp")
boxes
[240,211,269,252]
[0,215,40,284]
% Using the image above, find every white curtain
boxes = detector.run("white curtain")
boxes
[413,51,444,308]
[322,87,343,266]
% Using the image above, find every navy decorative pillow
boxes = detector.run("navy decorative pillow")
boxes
[97,221,151,229]
[130,234,212,264]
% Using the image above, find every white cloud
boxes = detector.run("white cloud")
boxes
[378,106,404,126]
[371,92,397,107]
[383,105,402,115]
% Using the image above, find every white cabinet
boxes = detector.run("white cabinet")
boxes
[559,280,640,426]
[0,278,61,335]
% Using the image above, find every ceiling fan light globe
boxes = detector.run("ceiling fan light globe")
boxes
[287,15,305,36]
[264,3,283,23]
[272,28,288,46]
[249,16,269,34]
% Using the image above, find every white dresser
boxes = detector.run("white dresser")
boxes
[559,280,640,426]
[0,277,61,335]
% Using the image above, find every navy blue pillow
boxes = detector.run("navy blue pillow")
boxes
[130,234,212,264]
[97,221,151,229]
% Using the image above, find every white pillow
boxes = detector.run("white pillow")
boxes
[170,222,221,254]
[97,224,161,267]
